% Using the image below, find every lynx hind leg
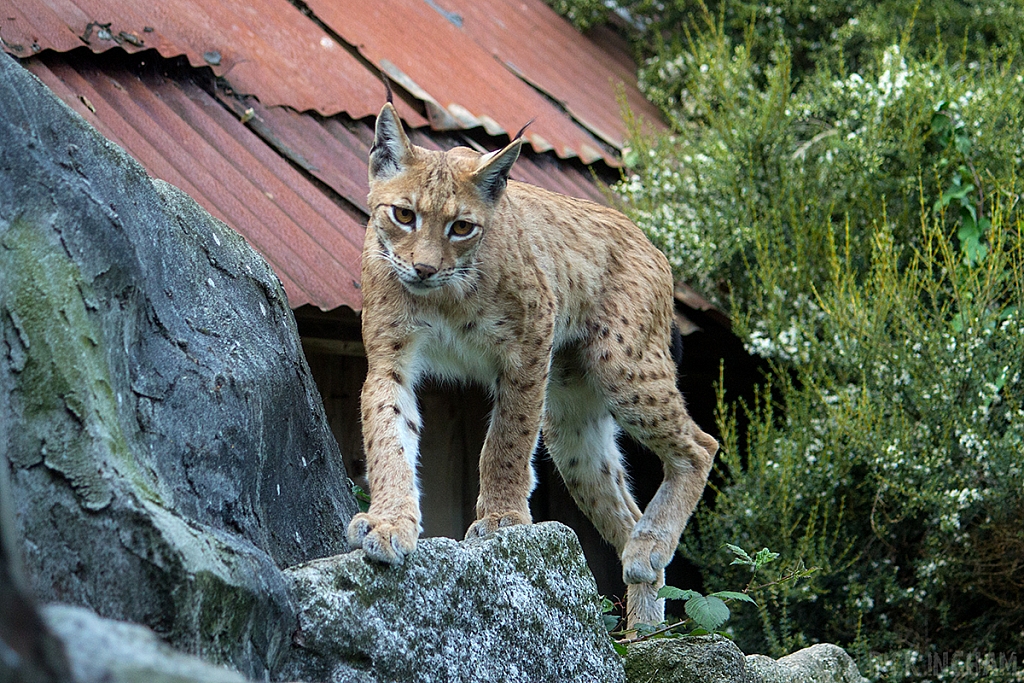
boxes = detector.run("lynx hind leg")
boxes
[545,362,668,628]
[627,571,666,628]
[590,325,718,588]
[543,370,642,553]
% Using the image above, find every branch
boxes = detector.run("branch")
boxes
[746,565,819,594]
[614,619,689,646]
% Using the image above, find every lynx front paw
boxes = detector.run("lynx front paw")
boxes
[622,532,677,585]
[347,512,418,565]
[464,510,531,539]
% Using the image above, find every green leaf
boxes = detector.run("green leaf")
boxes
[930,111,951,135]
[970,243,989,265]
[613,641,628,657]
[942,183,974,204]
[958,216,989,266]
[603,614,620,632]
[954,133,972,155]
[709,590,757,604]
[685,595,731,632]
[961,199,977,223]
[753,548,780,570]
[958,217,981,241]
[350,482,371,513]
[725,543,753,566]
[634,622,659,636]
[658,585,701,601]
[688,628,711,636]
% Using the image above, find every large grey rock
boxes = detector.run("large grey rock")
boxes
[42,605,253,683]
[746,645,869,683]
[624,636,868,683]
[282,522,626,683]
[1,450,72,683]
[625,636,752,683]
[0,51,357,679]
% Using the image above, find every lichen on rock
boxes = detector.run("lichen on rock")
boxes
[44,604,255,683]
[0,50,357,680]
[624,636,869,683]
[282,522,626,683]
[746,644,870,683]
[625,635,752,683]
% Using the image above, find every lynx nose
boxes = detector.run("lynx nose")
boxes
[413,263,438,279]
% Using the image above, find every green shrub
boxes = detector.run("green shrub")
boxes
[608,14,1024,682]
[547,0,1024,78]
[545,0,1024,675]
[694,205,1024,674]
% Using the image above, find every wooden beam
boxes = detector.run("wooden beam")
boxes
[301,337,366,357]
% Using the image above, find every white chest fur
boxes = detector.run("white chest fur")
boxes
[411,315,503,387]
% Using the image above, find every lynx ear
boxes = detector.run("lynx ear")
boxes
[369,102,414,182]
[473,138,523,203]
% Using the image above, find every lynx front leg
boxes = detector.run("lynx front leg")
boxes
[347,365,424,564]
[465,362,547,538]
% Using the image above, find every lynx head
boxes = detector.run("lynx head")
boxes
[366,102,523,296]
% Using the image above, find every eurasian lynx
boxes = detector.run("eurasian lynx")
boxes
[348,102,718,627]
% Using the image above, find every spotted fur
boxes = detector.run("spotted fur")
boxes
[349,103,718,627]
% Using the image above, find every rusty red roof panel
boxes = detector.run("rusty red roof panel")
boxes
[442,0,664,150]
[0,0,426,125]
[304,0,618,164]
[2,0,660,165]
[16,48,616,313]
[214,96,372,217]
[215,91,610,215]
[21,52,365,311]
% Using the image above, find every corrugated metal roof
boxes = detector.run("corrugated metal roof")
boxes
[0,0,662,164]
[0,0,427,125]
[16,48,618,312]
[438,0,663,150]
[303,0,614,163]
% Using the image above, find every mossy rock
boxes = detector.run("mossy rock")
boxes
[282,522,626,683]
[0,51,357,679]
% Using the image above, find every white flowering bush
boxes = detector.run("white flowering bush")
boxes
[695,204,1024,673]
[546,0,1024,79]
[599,12,1024,682]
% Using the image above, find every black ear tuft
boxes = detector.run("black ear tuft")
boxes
[369,103,412,182]
[473,138,523,203]
[381,71,394,105]
[512,118,535,141]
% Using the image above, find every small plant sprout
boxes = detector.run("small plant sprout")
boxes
[612,544,799,651]
[725,544,780,573]
[349,481,371,513]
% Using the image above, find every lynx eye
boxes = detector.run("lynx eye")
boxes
[449,220,476,238]
[392,206,416,226]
